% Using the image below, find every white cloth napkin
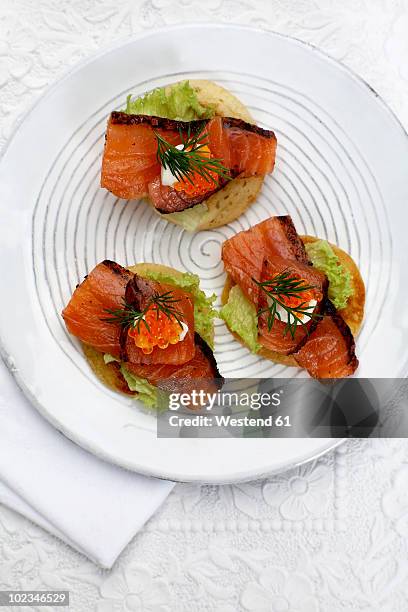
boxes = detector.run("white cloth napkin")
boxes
[0,358,174,568]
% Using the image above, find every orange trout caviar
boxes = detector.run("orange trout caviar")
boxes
[173,145,219,197]
[128,305,184,354]
[266,273,317,307]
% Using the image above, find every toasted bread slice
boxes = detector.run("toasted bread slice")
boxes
[82,343,133,395]
[221,236,365,366]
[155,80,266,230]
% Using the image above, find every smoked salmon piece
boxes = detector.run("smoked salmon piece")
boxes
[62,260,132,356]
[120,276,195,366]
[207,116,231,169]
[125,334,222,395]
[222,216,309,303]
[101,113,276,211]
[147,116,232,213]
[62,261,222,392]
[294,299,358,378]
[63,261,195,365]
[223,117,276,176]
[101,115,181,199]
[221,214,359,378]
[257,257,327,355]
[148,176,221,213]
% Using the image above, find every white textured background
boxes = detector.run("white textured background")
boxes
[1,1,408,611]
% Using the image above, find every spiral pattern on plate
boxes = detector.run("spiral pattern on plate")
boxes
[31,70,391,384]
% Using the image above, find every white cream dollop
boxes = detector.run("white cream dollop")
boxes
[178,321,189,341]
[136,316,189,344]
[161,144,184,186]
[268,298,318,325]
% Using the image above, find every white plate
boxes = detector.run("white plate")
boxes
[1,25,407,483]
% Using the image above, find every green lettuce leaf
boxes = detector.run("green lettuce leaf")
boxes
[103,354,158,408]
[140,269,216,348]
[125,80,214,121]
[305,240,353,310]
[220,285,261,353]
[103,353,118,365]
[120,365,158,408]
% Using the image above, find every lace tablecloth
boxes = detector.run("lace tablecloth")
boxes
[1,1,408,610]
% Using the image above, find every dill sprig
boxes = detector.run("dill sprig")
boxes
[254,270,321,340]
[155,125,230,187]
[102,291,184,334]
